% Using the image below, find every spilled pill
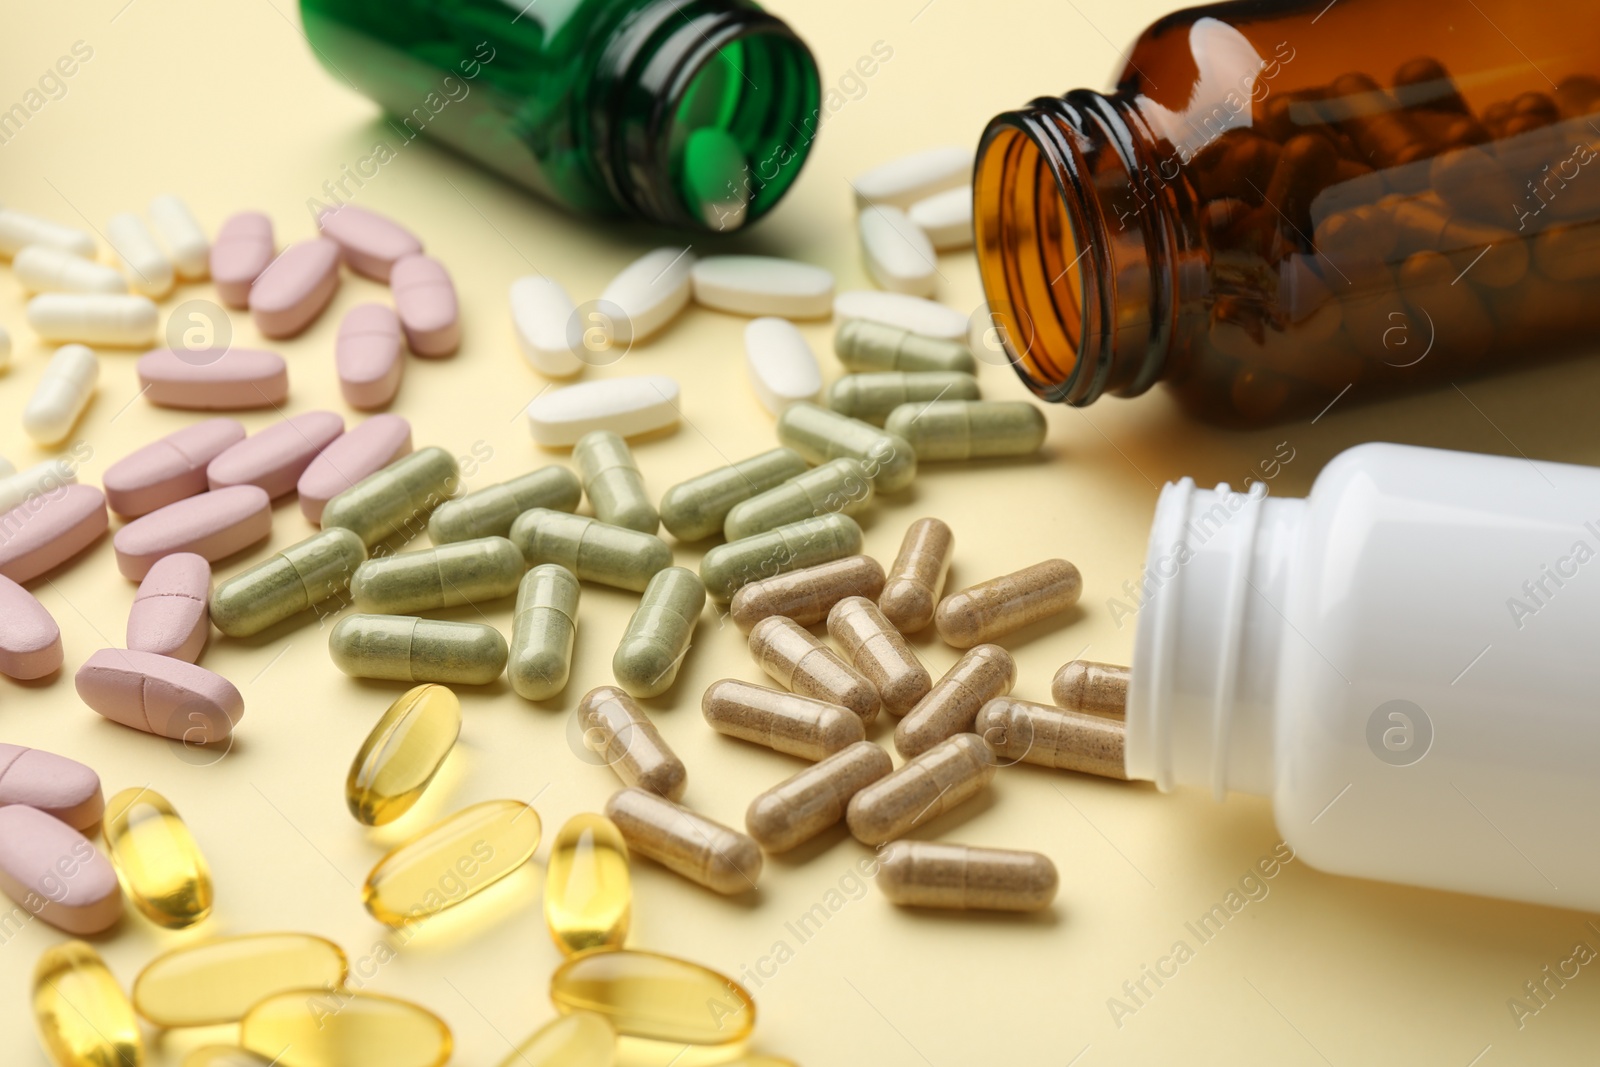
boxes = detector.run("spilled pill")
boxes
[346,684,461,826]
[22,343,97,445]
[0,577,62,679]
[604,789,761,896]
[1052,659,1130,717]
[0,744,103,828]
[827,370,980,424]
[211,211,275,308]
[908,185,974,251]
[498,1012,617,1067]
[511,275,583,378]
[550,948,756,1042]
[704,676,866,760]
[133,932,349,1028]
[126,552,210,662]
[852,145,972,209]
[976,697,1128,779]
[318,203,422,281]
[0,458,76,515]
[242,990,452,1067]
[250,238,341,338]
[27,293,158,346]
[834,289,968,339]
[776,402,917,493]
[724,457,873,540]
[13,245,126,294]
[391,253,460,356]
[363,799,540,925]
[729,554,886,632]
[75,648,245,743]
[103,417,245,517]
[428,466,581,544]
[744,316,822,415]
[578,686,687,799]
[508,563,579,700]
[350,536,525,614]
[148,195,210,280]
[879,516,954,633]
[748,615,880,722]
[877,840,1057,911]
[859,205,938,297]
[846,733,996,844]
[209,528,367,637]
[103,786,213,928]
[699,512,863,601]
[0,208,96,258]
[601,246,694,344]
[885,399,1047,460]
[297,412,413,524]
[828,595,931,715]
[894,644,1016,758]
[526,375,681,447]
[112,484,272,580]
[745,741,893,852]
[329,614,508,685]
[321,446,460,547]
[935,558,1082,648]
[33,941,142,1065]
[206,410,345,498]
[576,430,658,533]
[107,211,174,298]
[835,318,976,374]
[511,509,672,592]
[335,303,405,410]
[0,810,121,933]
[0,483,108,584]
[612,566,705,698]
[137,347,289,410]
[658,447,809,542]
[545,814,630,955]
[690,255,834,318]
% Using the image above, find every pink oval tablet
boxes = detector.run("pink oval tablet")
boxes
[0,806,122,934]
[0,575,63,679]
[127,552,211,662]
[0,484,108,584]
[103,417,246,517]
[75,647,244,743]
[138,348,289,410]
[318,204,423,282]
[112,485,271,580]
[391,253,460,357]
[207,410,345,499]
[249,238,342,339]
[0,745,103,829]
[336,303,405,410]
[297,414,412,524]
[212,211,276,309]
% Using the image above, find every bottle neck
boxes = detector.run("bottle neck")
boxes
[589,0,820,231]
[974,90,1202,405]
[1124,478,1307,798]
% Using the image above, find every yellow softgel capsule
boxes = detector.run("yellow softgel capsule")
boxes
[362,799,541,926]
[495,1011,616,1067]
[241,990,451,1067]
[545,813,631,956]
[183,1049,275,1067]
[133,932,349,1027]
[33,940,144,1067]
[103,786,213,928]
[550,949,755,1045]
[346,683,462,826]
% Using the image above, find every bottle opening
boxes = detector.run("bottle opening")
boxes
[975,117,1089,403]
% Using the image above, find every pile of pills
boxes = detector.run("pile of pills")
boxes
[0,143,1132,1067]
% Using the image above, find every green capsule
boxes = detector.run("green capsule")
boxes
[613,567,706,698]
[210,528,368,637]
[426,466,581,544]
[700,513,863,602]
[509,564,580,701]
[329,614,508,685]
[775,402,916,493]
[575,430,657,534]
[834,318,977,374]
[723,458,873,541]
[510,509,672,592]
[885,400,1048,460]
[351,536,526,614]
[827,371,981,424]
[322,446,460,547]
[658,447,808,541]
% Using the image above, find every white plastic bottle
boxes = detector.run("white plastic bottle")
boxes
[1124,441,1600,910]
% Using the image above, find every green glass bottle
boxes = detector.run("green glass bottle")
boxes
[300,0,821,231]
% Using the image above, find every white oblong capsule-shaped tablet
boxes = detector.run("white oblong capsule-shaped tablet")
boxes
[0,806,122,933]
[148,195,210,280]
[103,418,245,517]
[107,212,175,298]
[600,247,695,344]
[0,209,95,259]
[0,484,108,584]
[211,211,275,308]
[743,317,821,416]
[23,344,98,445]
[0,744,103,828]
[335,303,404,410]
[207,410,345,498]
[852,145,972,210]
[859,206,938,297]
[908,185,973,251]
[250,238,341,339]
[298,413,412,524]
[126,552,210,662]
[510,275,582,378]
[690,255,834,319]
[13,245,128,294]
[74,648,244,743]
[526,376,681,447]
[136,348,289,410]
[112,485,272,580]
[391,253,460,356]
[0,458,77,515]
[833,290,968,340]
[0,575,63,679]
[27,293,159,346]
[317,203,422,281]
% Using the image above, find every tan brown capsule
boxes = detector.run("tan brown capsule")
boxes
[877,841,1057,911]
[976,696,1127,779]
[701,679,865,761]
[934,559,1082,648]
[578,686,688,800]
[748,616,881,723]
[745,741,893,852]
[894,644,1016,758]
[728,555,885,632]
[604,787,761,895]
[827,596,931,715]
[845,733,995,845]
[1051,660,1129,718]
[878,518,954,633]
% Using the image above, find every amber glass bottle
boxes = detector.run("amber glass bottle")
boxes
[974,0,1600,426]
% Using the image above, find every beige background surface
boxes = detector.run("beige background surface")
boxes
[5,0,1600,1063]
